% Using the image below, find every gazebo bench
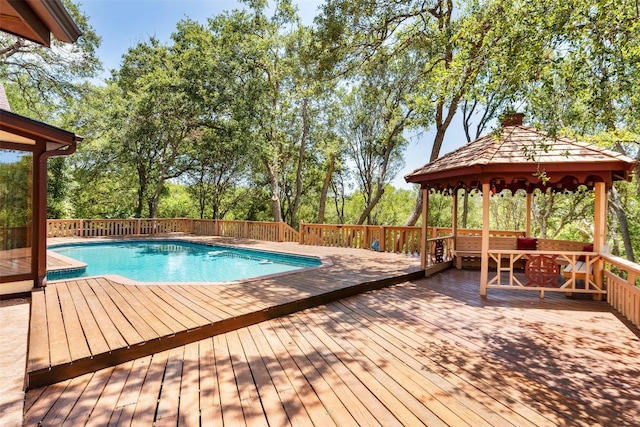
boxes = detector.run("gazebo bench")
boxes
[562,260,593,281]
[454,236,520,269]
[454,236,592,270]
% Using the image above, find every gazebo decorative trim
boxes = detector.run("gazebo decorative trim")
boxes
[405,122,635,193]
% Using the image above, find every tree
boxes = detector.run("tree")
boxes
[336,52,415,224]
[0,0,101,118]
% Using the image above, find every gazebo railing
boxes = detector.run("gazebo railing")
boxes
[602,254,640,328]
[484,249,604,298]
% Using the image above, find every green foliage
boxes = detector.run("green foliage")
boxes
[6,0,638,260]
[0,0,102,118]
[0,152,32,227]
[157,183,198,218]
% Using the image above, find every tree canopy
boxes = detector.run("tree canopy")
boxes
[4,0,639,259]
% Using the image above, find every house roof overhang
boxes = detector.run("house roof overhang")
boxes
[0,109,82,153]
[405,124,636,193]
[0,0,81,46]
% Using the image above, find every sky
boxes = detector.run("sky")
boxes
[77,0,471,190]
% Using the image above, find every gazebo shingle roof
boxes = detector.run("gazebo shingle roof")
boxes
[405,119,636,192]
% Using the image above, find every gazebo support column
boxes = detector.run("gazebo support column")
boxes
[452,189,458,250]
[593,182,607,300]
[420,188,429,270]
[480,182,490,296]
[525,191,532,237]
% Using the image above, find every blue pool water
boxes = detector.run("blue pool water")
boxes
[47,240,321,282]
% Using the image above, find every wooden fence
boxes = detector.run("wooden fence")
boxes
[48,218,299,243]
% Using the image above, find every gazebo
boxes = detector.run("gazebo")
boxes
[405,113,636,298]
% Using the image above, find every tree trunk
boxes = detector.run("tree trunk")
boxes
[610,186,635,261]
[356,186,385,225]
[318,153,335,224]
[291,98,309,227]
[264,160,283,223]
[404,190,422,226]
[461,189,469,228]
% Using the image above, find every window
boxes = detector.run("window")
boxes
[0,148,33,278]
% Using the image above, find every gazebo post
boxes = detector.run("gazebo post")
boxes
[593,182,607,299]
[480,182,491,295]
[452,188,459,251]
[420,188,429,270]
[525,191,532,237]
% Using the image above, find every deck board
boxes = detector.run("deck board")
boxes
[24,237,640,426]
[24,268,640,426]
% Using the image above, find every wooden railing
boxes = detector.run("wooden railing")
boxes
[484,249,604,297]
[603,254,640,329]
[190,219,299,243]
[47,218,190,237]
[299,223,427,255]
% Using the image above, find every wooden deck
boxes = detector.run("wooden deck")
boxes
[24,267,640,426]
[28,237,424,389]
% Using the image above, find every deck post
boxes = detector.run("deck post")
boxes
[299,221,304,245]
[278,221,284,242]
[480,182,490,295]
[420,188,429,270]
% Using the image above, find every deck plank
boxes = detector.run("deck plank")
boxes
[45,285,72,367]
[88,278,145,345]
[198,338,224,426]
[106,283,175,337]
[96,279,161,342]
[250,323,337,427]
[213,333,247,426]
[236,327,293,427]
[66,280,110,356]
[297,309,450,427]
[133,285,200,331]
[130,350,169,427]
[55,281,91,361]
[75,278,128,351]
[269,318,361,426]
[27,291,50,373]
[155,346,184,422]
[178,341,201,426]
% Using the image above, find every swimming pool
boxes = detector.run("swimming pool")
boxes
[47,240,322,282]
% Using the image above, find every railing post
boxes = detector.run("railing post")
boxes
[244,221,249,238]
[278,221,284,242]
[299,221,304,245]
[380,226,386,252]
[362,225,368,249]
[214,220,219,236]
[79,219,84,237]
[136,219,141,235]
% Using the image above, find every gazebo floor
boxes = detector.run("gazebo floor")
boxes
[24,267,640,426]
[28,238,423,390]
